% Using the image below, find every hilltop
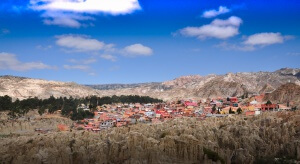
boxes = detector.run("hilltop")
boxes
[94,68,300,100]
[0,75,100,100]
[0,68,299,100]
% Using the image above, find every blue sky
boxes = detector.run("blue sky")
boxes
[0,0,299,84]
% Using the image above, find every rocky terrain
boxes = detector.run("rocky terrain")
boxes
[0,111,300,163]
[0,76,100,100]
[264,83,300,108]
[1,68,299,100]
[94,68,300,100]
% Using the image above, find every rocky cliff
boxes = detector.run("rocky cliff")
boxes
[1,111,300,163]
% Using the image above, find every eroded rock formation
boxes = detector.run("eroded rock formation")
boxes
[0,111,300,163]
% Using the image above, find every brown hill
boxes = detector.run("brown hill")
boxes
[95,68,300,100]
[1,68,299,100]
[264,83,300,108]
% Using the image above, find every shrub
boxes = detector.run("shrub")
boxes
[203,147,225,164]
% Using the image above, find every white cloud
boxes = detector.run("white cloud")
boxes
[123,44,153,56]
[68,58,97,64]
[179,16,242,39]
[29,0,141,28]
[88,72,97,76]
[216,42,255,51]
[243,32,292,46]
[42,11,94,28]
[100,54,117,62]
[202,6,230,18]
[216,32,293,51]
[56,35,106,52]
[63,64,90,71]
[0,52,55,71]
[36,45,52,50]
[287,52,300,56]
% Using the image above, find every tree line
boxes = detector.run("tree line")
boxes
[0,95,163,120]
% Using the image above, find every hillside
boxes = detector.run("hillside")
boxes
[0,68,299,100]
[264,83,300,108]
[94,68,300,100]
[0,76,100,100]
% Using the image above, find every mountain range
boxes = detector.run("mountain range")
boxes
[0,68,299,101]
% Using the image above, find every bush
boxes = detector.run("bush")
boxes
[203,147,225,164]
[160,132,168,138]
[77,127,84,130]
[237,107,242,114]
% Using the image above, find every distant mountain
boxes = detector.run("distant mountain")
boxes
[0,75,100,100]
[0,68,299,100]
[92,68,300,100]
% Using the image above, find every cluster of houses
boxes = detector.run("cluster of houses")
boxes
[72,94,293,132]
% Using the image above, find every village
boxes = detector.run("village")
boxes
[66,94,293,132]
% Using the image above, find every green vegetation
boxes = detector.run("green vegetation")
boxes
[212,105,216,113]
[237,107,242,114]
[160,132,169,138]
[229,107,235,114]
[266,100,272,105]
[203,147,225,164]
[0,95,163,120]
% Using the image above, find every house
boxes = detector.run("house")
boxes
[203,107,212,114]
[184,101,198,108]
[78,104,90,111]
[116,119,127,127]
[100,120,115,129]
[278,104,291,111]
[160,112,172,120]
[220,107,238,114]
[144,111,155,117]
[261,104,278,111]
[245,111,255,116]
[229,97,238,103]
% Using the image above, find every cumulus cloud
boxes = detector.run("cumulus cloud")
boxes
[202,6,230,18]
[216,32,293,51]
[123,44,153,57]
[243,32,292,46]
[179,16,242,39]
[42,11,94,28]
[29,0,141,28]
[56,35,106,52]
[0,52,55,71]
[100,54,117,62]
[68,58,97,64]
[63,64,90,71]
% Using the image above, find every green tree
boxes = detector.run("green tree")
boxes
[0,95,12,111]
[237,107,242,114]
[266,100,272,105]
[212,105,216,113]
[229,107,235,114]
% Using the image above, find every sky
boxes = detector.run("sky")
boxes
[0,0,299,84]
